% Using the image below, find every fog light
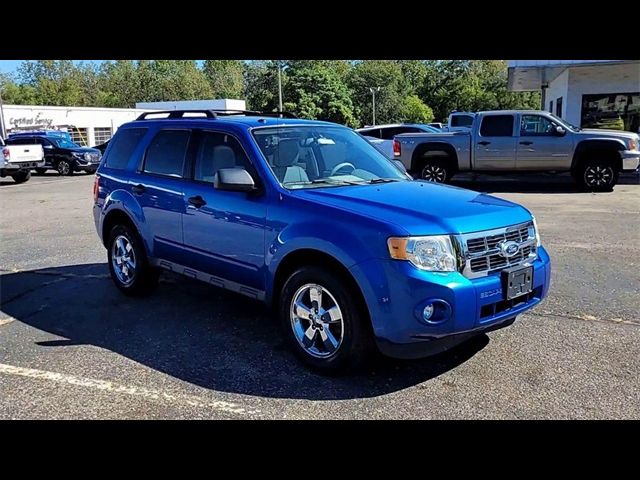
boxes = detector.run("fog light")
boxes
[422,303,434,321]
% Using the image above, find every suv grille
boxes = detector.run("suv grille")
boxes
[461,222,537,278]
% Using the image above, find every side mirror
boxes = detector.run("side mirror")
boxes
[394,159,407,172]
[214,168,256,192]
[554,126,566,136]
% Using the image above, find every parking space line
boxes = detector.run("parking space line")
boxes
[0,363,261,417]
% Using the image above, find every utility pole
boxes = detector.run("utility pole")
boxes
[277,61,283,113]
[369,86,381,126]
[0,86,6,139]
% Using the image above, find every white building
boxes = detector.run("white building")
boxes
[0,99,247,146]
[507,60,640,133]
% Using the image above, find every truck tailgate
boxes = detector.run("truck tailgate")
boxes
[6,145,44,163]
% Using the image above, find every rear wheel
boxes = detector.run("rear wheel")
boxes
[11,170,31,184]
[107,224,159,296]
[279,266,372,373]
[418,158,453,183]
[575,156,618,192]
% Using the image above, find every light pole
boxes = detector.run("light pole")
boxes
[369,86,381,126]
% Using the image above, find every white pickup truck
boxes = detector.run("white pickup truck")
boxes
[0,137,45,183]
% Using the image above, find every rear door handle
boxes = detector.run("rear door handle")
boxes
[131,184,146,195]
[519,141,533,146]
[188,195,207,208]
[478,141,491,146]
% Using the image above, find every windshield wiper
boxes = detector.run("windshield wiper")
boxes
[283,178,363,187]
[368,178,401,184]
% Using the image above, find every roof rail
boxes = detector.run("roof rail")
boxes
[135,109,297,121]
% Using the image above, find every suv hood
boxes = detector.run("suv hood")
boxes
[577,129,639,142]
[291,180,533,235]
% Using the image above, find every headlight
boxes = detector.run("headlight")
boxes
[72,152,84,159]
[531,216,541,247]
[388,235,457,272]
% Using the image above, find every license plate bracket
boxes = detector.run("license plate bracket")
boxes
[502,265,533,300]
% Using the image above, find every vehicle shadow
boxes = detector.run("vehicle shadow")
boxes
[449,172,639,194]
[0,263,489,400]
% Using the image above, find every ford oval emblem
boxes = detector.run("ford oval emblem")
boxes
[500,241,520,258]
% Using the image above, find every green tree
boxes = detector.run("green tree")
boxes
[283,64,356,126]
[244,61,281,112]
[203,60,245,99]
[0,73,37,104]
[400,95,434,123]
[96,60,141,107]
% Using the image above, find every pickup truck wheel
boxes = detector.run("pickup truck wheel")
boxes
[107,224,159,296]
[576,158,618,192]
[56,160,73,176]
[11,170,31,184]
[280,266,371,373]
[419,159,451,183]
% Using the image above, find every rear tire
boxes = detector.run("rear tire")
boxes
[575,155,618,192]
[11,170,31,184]
[279,266,372,373]
[417,158,453,183]
[107,224,159,296]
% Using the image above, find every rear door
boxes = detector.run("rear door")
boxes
[130,128,192,263]
[516,113,574,170]
[473,114,517,170]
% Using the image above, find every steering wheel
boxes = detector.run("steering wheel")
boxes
[330,162,356,176]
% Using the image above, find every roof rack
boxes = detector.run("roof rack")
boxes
[135,109,297,121]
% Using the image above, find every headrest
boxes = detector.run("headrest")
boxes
[212,145,236,169]
[274,139,299,167]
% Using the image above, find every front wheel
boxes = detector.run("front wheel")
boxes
[575,158,618,192]
[418,158,452,183]
[56,159,73,176]
[107,224,159,296]
[279,266,372,372]
[11,170,31,184]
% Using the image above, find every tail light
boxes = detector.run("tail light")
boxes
[393,139,401,157]
[93,175,100,203]
[2,147,9,160]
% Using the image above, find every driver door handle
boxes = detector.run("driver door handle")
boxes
[478,141,491,146]
[519,141,533,146]
[188,195,207,208]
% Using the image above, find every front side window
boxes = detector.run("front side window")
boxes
[193,131,251,183]
[520,115,556,136]
[252,125,408,189]
[143,130,191,177]
[480,115,514,137]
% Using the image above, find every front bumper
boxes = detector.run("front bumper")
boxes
[620,150,640,171]
[349,246,551,359]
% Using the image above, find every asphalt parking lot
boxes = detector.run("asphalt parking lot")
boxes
[1,171,638,419]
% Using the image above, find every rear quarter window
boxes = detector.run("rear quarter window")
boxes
[103,128,148,170]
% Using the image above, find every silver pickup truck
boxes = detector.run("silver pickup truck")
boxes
[393,110,640,191]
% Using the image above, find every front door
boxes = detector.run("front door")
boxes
[473,114,517,170]
[181,130,267,294]
[516,114,574,170]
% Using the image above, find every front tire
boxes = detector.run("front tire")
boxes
[279,266,372,372]
[575,156,618,192]
[107,224,159,296]
[418,158,452,183]
[56,159,73,176]
[11,170,31,184]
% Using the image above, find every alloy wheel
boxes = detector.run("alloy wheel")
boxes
[58,161,70,175]
[421,164,447,183]
[111,235,137,285]
[584,164,613,187]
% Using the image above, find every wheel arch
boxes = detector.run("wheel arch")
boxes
[572,139,625,171]
[411,142,459,173]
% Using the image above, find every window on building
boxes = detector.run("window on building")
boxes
[94,127,113,145]
[69,127,89,146]
[480,115,515,137]
[581,92,640,132]
[549,100,554,113]
[143,130,191,177]
[556,97,563,117]
[104,128,148,170]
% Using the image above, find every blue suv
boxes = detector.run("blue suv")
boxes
[93,110,551,372]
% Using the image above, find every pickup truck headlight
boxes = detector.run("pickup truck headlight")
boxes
[388,235,457,272]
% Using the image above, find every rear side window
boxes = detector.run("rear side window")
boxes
[104,128,148,170]
[359,128,381,139]
[143,130,191,177]
[480,115,515,137]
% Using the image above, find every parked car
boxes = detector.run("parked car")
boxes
[428,122,445,129]
[93,109,551,372]
[0,137,45,183]
[357,123,441,158]
[393,110,640,191]
[5,131,102,176]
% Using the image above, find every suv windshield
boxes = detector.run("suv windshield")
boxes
[252,125,408,189]
[52,138,80,149]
